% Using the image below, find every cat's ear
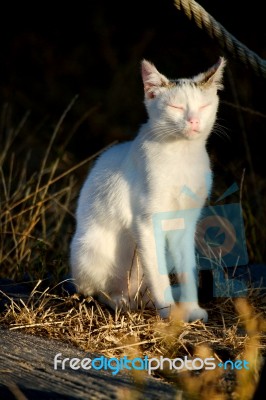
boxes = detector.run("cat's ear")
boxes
[194,57,226,90]
[141,60,170,99]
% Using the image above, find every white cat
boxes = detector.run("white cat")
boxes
[70,57,226,322]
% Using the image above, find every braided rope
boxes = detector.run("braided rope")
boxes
[174,0,266,78]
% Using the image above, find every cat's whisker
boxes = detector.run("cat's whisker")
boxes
[212,122,230,140]
[145,125,183,143]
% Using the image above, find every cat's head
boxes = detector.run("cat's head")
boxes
[141,58,226,141]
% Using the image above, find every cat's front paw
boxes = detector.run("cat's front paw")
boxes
[183,305,208,323]
[188,307,208,322]
[186,307,208,322]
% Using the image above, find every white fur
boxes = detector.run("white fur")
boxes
[70,58,226,321]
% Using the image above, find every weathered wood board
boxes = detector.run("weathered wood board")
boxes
[0,328,177,399]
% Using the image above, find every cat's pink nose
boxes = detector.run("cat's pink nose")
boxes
[189,117,199,131]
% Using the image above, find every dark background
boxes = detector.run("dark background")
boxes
[1,0,266,263]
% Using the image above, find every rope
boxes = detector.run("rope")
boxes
[174,0,266,78]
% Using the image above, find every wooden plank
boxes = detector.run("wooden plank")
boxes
[0,328,176,399]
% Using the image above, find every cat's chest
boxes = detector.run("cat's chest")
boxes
[146,143,211,210]
[153,163,208,197]
[150,142,209,180]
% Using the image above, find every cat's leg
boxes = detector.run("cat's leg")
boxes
[102,229,145,311]
[70,242,132,312]
[70,222,128,299]
[71,226,146,311]
[134,219,176,319]
[168,225,208,322]
[70,231,110,296]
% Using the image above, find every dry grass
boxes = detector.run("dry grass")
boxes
[0,102,115,281]
[0,103,266,399]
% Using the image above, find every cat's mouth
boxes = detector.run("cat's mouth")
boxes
[184,129,201,139]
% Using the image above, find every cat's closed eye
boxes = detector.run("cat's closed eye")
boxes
[199,103,211,110]
[168,104,184,111]
[168,103,210,112]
